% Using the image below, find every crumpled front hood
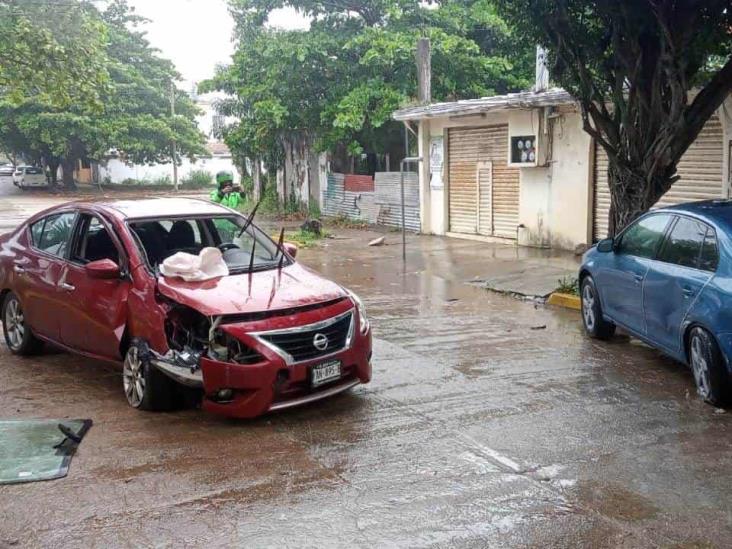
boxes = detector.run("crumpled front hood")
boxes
[156,263,348,316]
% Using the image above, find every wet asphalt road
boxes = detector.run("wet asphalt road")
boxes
[1,223,731,548]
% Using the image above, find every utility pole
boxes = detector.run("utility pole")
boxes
[170,81,179,191]
[416,37,431,105]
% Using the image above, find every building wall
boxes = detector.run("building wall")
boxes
[421,108,592,250]
[100,155,240,185]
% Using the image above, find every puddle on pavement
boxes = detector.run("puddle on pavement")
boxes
[577,481,659,522]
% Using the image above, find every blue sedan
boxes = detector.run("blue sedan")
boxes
[580,201,732,406]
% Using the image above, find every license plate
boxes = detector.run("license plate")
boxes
[311,360,341,387]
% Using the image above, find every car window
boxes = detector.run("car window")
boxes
[617,214,672,259]
[71,215,120,265]
[698,228,719,272]
[36,213,76,258]
[29,219,45,246]
[658,216,708,269]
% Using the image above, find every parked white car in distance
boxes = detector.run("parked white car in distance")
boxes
[13,166,47,189]
[0,164,14,186]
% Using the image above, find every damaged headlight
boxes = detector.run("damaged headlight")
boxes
[346,289,369,335]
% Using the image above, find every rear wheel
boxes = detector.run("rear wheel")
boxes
[2,292,42,355]
[688,327,728,407]
[580,276,616,340]
[122,340,175,411]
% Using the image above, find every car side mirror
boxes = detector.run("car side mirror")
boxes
[284,242,298,258]
[597,238,615,253]
[85,258,121,279]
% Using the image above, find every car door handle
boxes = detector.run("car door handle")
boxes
[60,282,75,291]
[633,274,644,283]
[682,287,696,298]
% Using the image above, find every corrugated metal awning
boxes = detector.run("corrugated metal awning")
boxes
[393,88,575,121]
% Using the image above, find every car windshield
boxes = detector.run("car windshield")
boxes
[129,216,289,274]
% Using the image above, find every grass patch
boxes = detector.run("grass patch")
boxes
[324,214,369,230]
[273,228,329,249]
[556,275,579,296]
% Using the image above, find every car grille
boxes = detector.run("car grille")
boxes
[257,311,353,363]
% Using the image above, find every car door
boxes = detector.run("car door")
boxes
[14,212,77,341]
[594,213,673,334]
[57,213,131,359]
[643,216,715,353]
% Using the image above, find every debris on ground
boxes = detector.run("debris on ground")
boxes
[368,236,386,247]
[530,325,547,330]
[300,218,322,236]
[0,419,92,484]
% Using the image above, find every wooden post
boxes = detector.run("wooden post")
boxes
[170,81,179,191]
[416,38,431,105]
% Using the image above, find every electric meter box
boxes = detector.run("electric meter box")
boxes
[507,109,551,167]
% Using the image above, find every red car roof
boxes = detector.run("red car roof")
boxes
[88,197,233,220]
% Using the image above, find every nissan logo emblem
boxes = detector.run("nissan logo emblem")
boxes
[313,333,329,351]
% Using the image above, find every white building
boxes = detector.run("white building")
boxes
[99,92,241,185]
[393,89,732,250]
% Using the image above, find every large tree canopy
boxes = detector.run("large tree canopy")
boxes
[0,0,109,109]
[204,0,533,191]
[0,0,205,188]
[498,0,732,235]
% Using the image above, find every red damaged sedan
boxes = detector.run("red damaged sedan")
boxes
[0,198,372,418]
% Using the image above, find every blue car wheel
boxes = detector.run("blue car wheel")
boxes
[581,276,616,340]
[688,327,729,407]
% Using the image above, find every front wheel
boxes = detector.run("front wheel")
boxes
[580,276,615,340]
[688,327,729,407]
[122,340,175,411]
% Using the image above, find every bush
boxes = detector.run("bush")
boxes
[181,169,213,188]
[556,276,579,296]
[152,175,172,186]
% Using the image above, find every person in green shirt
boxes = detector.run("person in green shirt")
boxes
[210,171,243,209]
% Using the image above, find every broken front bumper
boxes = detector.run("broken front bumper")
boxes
[150,305,373,419]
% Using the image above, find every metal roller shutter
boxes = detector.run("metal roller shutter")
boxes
[593,115,724,241]
[477,162,493,236]
[448,125,520,237]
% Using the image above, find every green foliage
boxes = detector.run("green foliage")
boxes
[308,200,321,220]
[181,169,214,188]
[204,0,533,168]
[556,276,579,296]
[0,0,206,188]
[0,0,110,109]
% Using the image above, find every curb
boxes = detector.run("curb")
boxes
[547,292,581,311]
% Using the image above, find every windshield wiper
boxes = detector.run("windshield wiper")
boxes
[237,200,261,238]
[275,227,286,271]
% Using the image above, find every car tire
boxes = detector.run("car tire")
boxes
[2,292,43,355]
[122,339,175,411]
[580,276,616,340]
[688,327,729,407]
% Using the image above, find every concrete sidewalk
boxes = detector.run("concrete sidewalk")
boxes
[321,227,580,299]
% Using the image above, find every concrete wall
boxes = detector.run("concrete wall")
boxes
[419,108,593,251]
[100,155,241,185]
[722,97,732,199]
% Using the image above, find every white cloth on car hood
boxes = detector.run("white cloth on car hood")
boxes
[160,247,229,282]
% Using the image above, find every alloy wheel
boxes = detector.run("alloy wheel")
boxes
[123,347,146,408]
[582,284,595,331]
[690,334,711,399]
[4,297,25,351]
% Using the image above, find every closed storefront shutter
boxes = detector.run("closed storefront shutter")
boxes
[447,125,520,237]
[593,115,724,241]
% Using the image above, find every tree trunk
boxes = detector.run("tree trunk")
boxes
[61,156,77,190]
[47,158,59,188]
[252,157,262,201]
[282,132,312,210]
[607,160,673,236]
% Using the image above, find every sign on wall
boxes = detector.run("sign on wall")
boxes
[430,136,444,189]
